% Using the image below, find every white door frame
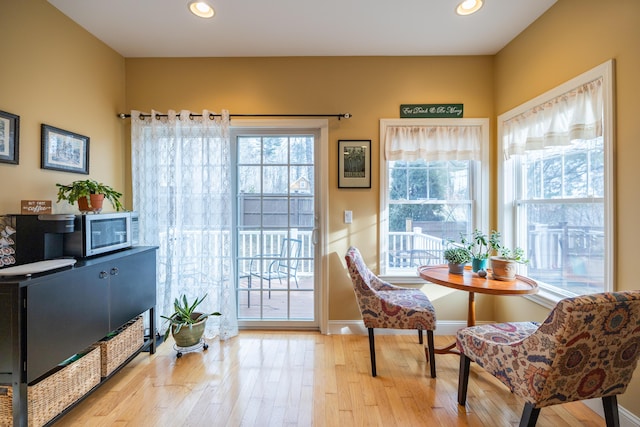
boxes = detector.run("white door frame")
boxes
[231,119,328,333]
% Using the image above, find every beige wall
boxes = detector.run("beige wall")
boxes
[124,56,495,321]
[0,0,126,215]
[493,0,640,415]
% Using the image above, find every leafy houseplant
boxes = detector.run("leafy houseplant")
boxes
[459,229,502,260]
[443,247,472,274]
[161,294,221,347]
[458,229,502,272]
[56,179,124,212]
[497,246,529,264]
[491,246,529,281]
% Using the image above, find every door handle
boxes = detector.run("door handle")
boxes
[312,215,319,245]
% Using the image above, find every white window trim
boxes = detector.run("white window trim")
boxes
[379,118,490,284]
[497,60,615,307]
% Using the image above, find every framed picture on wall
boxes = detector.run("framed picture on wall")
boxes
[0,110,20,165]
[41,124,90,174]
[338,139,371,188]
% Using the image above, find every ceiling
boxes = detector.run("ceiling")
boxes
[48,0,557,58]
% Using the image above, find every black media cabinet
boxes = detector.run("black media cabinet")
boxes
[0,246,158,427]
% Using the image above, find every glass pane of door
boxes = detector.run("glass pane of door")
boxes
[235,132,316,324]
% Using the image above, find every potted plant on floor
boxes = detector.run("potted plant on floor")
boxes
[161,294,221,348]
[490,246,529,281]
[443,246,472,275]
[56,179,124,212]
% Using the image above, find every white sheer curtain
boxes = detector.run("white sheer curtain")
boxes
[502,77,603,158]
[384,124,482,161]
[131,109,238,340]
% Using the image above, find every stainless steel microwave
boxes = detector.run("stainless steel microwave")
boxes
[63,212,138,258]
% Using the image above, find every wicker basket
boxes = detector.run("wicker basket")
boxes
[99,316,144,377]
[0,345,101,427]
[0,385,12,426]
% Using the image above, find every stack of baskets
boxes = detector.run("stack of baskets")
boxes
[0,316,144,426]
[0,346,101,427]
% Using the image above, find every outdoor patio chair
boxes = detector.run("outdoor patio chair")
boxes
[247,238,302,307]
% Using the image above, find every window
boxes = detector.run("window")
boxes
[380,118,489,280]
[498,60,614,305]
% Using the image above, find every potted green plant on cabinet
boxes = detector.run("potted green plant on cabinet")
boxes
[56,179,124,213]
[161,294,221,349]
[443,246,472,275]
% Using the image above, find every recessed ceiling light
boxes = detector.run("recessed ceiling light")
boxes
[456,0,484,16]
[188,1,215,18]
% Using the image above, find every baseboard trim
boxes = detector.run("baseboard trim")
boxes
[583,398,640,427]
[327,319,640,426]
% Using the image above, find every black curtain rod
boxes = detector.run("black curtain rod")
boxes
[118,112,351,120]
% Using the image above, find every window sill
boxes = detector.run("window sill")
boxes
[524,283,579,310]
[379,272,426,286]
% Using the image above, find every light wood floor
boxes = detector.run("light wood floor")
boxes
[55,332,604,427]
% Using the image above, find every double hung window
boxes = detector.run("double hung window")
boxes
[498,60,614,303]
[379,119,489,279]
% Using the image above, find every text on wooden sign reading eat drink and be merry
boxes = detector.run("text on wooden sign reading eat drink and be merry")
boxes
[400,104,464,118]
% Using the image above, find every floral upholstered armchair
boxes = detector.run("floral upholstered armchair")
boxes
[456,291,640,427]
[345,246,437,378]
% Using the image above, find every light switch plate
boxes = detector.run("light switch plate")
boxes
[344,210,352,224]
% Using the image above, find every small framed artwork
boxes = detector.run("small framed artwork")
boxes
[41,124,89,174]
[0,110,20,165]
[338,139,371,188]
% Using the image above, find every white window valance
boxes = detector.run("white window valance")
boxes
[384,124,482,161]
[502,77,603,159]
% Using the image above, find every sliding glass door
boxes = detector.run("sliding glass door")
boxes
[234,129,318,328]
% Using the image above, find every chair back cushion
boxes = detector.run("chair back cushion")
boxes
[517,291,640,406]
[535,291,640,405]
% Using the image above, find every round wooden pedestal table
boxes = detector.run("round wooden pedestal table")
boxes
[417,264,538,355]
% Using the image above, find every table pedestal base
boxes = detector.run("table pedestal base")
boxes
[432,292,475,356]
[432,342,459,355]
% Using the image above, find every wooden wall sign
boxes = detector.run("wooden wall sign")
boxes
[21,200,52,215]
[400,104,464,118]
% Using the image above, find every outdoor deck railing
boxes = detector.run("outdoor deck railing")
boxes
[157,224,604,288]
[237,229,314,275]
[385,225,604,289]
[387,228,447,267]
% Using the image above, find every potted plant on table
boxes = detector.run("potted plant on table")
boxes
[490,246,529,281]
[56,179,124,213]
[161,294,221,348]
[443,246,472,275]
[458,229,502,273]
